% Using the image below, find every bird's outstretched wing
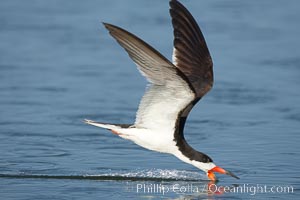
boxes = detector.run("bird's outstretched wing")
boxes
[103,23,195,131]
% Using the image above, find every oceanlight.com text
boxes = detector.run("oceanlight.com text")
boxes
[135,183,294,196]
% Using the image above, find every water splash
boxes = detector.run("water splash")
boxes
[99,168,206,181]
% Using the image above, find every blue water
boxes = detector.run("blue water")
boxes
[0,0,299,199]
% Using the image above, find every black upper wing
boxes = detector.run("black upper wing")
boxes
[170,0,213,98]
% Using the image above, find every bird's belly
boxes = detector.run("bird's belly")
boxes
[131,129,177,154]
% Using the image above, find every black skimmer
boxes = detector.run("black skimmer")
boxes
[85,0,239,181]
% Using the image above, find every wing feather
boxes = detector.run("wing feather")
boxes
[104,23,186,86]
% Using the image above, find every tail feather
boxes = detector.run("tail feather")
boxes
[84,119,132,130]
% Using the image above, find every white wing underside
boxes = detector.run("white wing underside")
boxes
[134,83,194,131]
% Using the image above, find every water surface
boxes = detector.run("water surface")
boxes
[0,0,299,199]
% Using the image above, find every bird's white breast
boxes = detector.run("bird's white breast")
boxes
[119,127,178,154]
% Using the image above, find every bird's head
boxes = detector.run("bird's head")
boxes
[185,150,239,181]
[207,165,239,181]
[191,158,239,181]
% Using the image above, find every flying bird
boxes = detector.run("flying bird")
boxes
[85,0,239,181]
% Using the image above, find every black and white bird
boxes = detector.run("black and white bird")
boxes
[85,0,239,181]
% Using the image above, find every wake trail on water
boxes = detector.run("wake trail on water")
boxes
[0,169,207,182]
